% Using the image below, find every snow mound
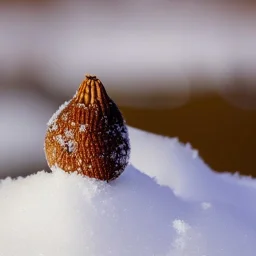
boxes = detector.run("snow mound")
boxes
[0,126,256,256]
[129,127,256,216]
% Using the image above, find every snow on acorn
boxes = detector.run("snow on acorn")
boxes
[44,74,130,181]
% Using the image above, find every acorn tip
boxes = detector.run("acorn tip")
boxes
[85,74,97,80]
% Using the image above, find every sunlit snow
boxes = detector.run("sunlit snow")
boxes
[0,126,255,256]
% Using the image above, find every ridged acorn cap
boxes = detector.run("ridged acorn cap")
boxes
[44,74,130,181]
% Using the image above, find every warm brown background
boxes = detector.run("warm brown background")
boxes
[121,92,255,176]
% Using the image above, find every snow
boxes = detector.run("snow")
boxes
[79,125,86,132]
[0,126,256,255]
[47,100,71,129]
[129,127,256,216]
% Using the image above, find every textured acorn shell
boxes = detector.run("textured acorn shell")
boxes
[44,75,130,181]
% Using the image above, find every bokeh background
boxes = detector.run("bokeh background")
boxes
[0,0,255,179]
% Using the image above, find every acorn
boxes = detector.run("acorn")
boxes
[44,74,130,181]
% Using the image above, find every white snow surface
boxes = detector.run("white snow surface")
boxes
[0,126,256,256]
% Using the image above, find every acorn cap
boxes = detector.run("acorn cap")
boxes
[44,74,130,181]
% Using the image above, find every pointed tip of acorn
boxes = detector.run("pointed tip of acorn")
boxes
[75,74,109,106]
[85,73,97,80]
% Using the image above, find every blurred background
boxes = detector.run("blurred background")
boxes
[0,0,255,178]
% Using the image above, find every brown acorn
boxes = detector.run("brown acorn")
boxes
[44,74,130,181]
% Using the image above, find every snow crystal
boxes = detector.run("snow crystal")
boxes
[47,100,71,127]
[65,129,74,138]
[79,125,86,132]
[77,103,86,108]
[51,122,58,131]
[172,220,191,250]
[55,134,65,147]
[201,202,212,210]
[1,127,256,256]
[61,113,69,121]
[173,219,191,235]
